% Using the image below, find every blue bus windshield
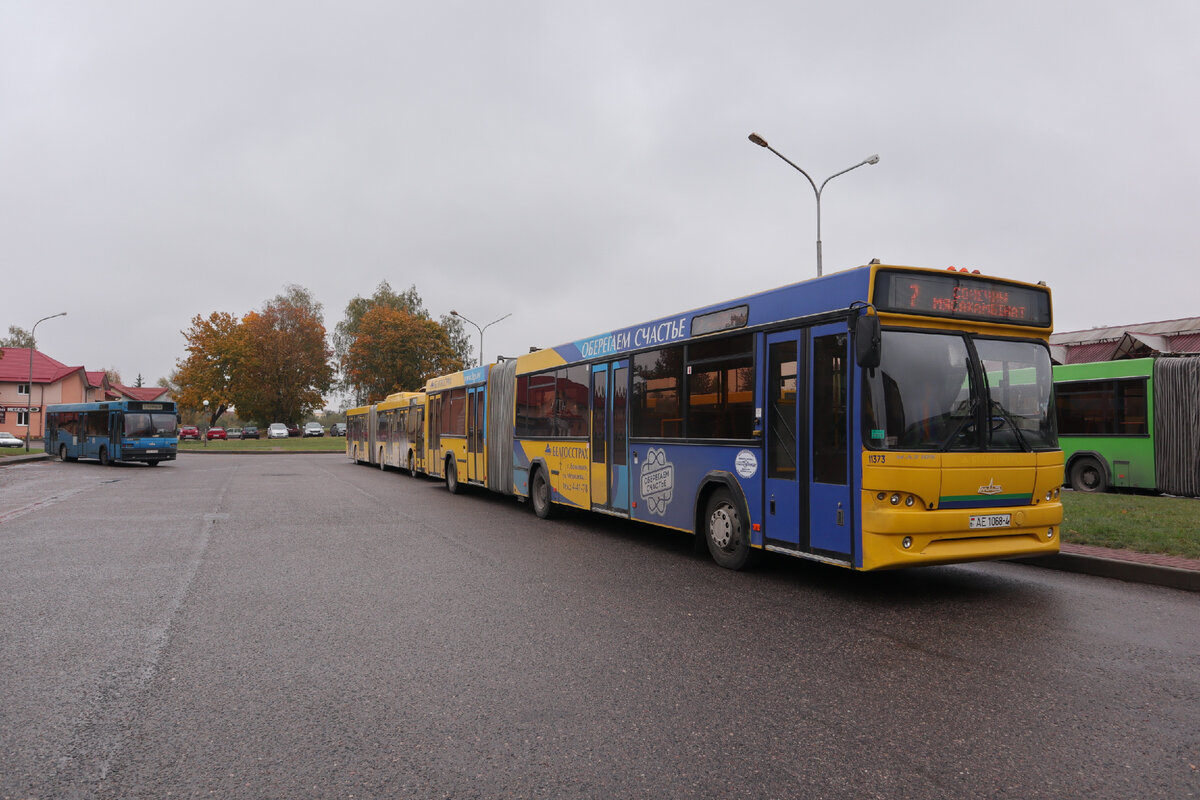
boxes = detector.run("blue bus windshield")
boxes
[123,412,178,438]
[863,331,1056,452]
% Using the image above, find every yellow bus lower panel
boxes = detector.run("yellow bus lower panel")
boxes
[861,501,1062,570]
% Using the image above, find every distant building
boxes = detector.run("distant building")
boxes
[0,347,169,439]
[1049,317,1200,365]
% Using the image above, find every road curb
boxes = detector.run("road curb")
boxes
[1013,552,1200,593]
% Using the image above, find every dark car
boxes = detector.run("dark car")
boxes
[206,427,227,441]
[330,423,346,437]
[179,425,201,441]
[242,425,260,440]
[286,423,302,437]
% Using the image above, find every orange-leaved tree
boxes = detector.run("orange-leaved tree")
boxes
[235,286,334,425]
[344,306,463,403]
[172,311,247,426]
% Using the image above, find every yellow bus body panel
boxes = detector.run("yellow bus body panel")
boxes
[860,451,1063,570]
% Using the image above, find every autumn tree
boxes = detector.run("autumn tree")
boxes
[234,285,334,424]
[344,306,463,402]
[335,281,473,401]
[171,312,246,426]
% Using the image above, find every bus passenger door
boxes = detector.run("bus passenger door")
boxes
[809,323,853,558]
[467,387,485,483]
[591,361,630,513]
[764,331,806,549]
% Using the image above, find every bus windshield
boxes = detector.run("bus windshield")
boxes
[124,413,179,438]
[863,331,1056,452]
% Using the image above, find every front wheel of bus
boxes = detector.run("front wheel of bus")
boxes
[704,489,752,570]
[379,448,385,470]
[408,452,418,478]
[1070,457,1108,493]
[531,468,555,519]
[98,446,110,467]
[59,444,68,462]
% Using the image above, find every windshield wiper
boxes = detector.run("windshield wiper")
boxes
[989,399,1031,452]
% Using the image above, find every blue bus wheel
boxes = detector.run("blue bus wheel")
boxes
[704,489,752,570]
[99,447,110,467]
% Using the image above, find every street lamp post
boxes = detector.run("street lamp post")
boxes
[25,312,67,452]
[450,310,512,368]
[748,132,879,277]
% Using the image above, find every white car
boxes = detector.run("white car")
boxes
[0,431,24,448]
[267,423,289,439]
[303,422,325,437]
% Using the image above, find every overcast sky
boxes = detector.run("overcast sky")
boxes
[4,1,1198,402]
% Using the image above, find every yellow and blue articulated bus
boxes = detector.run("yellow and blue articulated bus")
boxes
[345,391,426,475]
[376,262,1064,571]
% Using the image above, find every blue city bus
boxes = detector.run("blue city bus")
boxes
[44,400,179,466]
[414,262,1063,571]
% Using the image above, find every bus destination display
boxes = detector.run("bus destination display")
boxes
[873,270,1051,327]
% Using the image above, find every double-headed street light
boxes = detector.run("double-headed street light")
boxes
[25,312,67,452]
[748,132,879,277]
[450,310,512,368]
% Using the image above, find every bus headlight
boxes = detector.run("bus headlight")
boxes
[902,536,913,549]
[1047,528,1055,540]
[890,493,901,505]
[905,495,915,507]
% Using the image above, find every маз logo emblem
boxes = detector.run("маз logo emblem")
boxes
[977,479,1003,495]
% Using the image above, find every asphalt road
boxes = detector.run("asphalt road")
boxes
[2,454,1198,799]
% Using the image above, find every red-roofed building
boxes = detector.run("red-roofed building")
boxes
[1049,317,1200,364]
[1,348,109,439]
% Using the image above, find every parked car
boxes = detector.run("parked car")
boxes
[303,422,325,437]
[206,427,227,441]
[242,425,260,440]
[179,425,201,440]
[0,431,24,448]
[267,423,289,439]
[330,423,346,437]
[226,427,243,439]
[286,423,302,437]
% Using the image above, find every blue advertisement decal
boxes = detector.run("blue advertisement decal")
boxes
[571,315,691,361]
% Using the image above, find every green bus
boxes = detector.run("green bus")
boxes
[1053,357,1200,495]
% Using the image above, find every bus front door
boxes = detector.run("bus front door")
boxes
[809,323,853,558]
[590,361,629,513]
[763,325,853,561]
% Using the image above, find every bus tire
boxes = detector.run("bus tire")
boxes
[59,444,69,462]
[704,488,753,570]
[148,460,160,467]
[379,448,385,470]
[98,447,110,467]
[446,458,462,494]
[408,451,417,478]
[531,467,555,519]
[1069,457,1108,493]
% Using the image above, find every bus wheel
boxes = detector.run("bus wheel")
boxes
[408,452,417,478]
[704,489,752,570]
[147,460,160,467]
[531,468,555,519]
[98,447,110,467]
[59,444,68,462]
[446,458,462,494]
[379,448,386,470]
[1070,457,1108,493]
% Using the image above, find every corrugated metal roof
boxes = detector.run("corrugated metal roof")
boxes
[1051,316,1200,345]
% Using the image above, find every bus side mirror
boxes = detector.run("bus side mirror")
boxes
[854,315,882,369]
